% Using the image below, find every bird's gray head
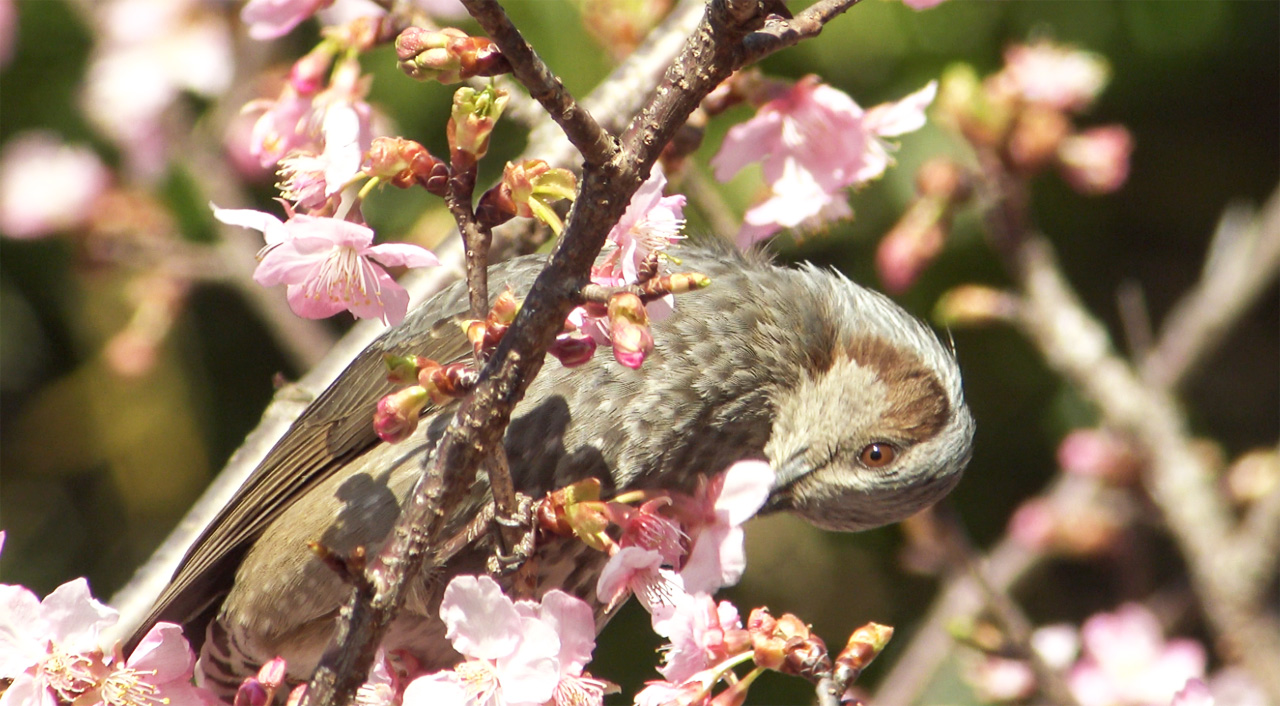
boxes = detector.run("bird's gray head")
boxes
[761,266,974,531]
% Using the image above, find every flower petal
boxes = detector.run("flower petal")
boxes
[439,575,522,661]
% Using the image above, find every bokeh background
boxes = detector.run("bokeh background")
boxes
[1,1,1276,703]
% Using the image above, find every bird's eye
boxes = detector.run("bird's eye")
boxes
[859,442,897,468]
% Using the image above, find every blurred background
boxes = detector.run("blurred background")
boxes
[1,0,1276,703]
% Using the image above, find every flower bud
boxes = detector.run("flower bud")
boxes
[383,353,425,384]
[448,85,509,165]
[933,285,1019,328]
[833,623,893,686]
[1006,105,1071,174]
[257,657,288,690]
[235,680,271,706]
[610,314,653,369]
[876,198,947,294]
[1057,125,1133,195]
[549,332,598,368]
[489,160,578,234]
[373,385,429,443]
[782,634,830,681]
[364,137,448,193]
[396,27,468,83]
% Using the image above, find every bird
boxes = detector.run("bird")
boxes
[129,243,975,696]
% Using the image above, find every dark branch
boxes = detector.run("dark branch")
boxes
[460,0,617,167]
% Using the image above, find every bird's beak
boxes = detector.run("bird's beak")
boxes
[760,451,810,513]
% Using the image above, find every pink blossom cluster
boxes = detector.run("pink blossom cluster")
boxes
[0,533,217,706]
[565,167,688,370]
[966,603,1264,706]
[712,76,937,248]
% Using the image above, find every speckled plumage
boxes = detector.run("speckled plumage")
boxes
[134,244,974,695]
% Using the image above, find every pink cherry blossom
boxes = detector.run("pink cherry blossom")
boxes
[0,132,111,239]
[86,623,214,706]
[0,0,14,69]
[241,0,332,40]
[1058,125,1134,195]
[901,0,947,8]
[81,0,233,179]
[403,575,602,706]
[993,41,1110,113]
[0,578,119,706]
[212,205,439,325]
[600,168,687,283]
[1068,603,1206,706]
[677,460,774,594]
[649,593,743,684]
[712,77,936,247]
[246,85,318,169]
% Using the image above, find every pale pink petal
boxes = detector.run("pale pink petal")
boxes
[864,81,937,138]
[715,460,774,526]
[496,616,561,704]
[538,591,596,674]
[366,242,441,269]
[211,204,289,245]
[598,547,664,607]
[350,266,410,325]
[0,132,110,239]
[254,239,326,287]
[679,525,742,594]
[439,575,522,661]
[711,110,783,182]
[40,579,117,650]
[0,673,56,706]
[0,584,44,675]
[126,623,195,683]
[402,671,469,706]
[242,0,327,40]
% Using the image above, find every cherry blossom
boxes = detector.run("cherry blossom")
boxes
[81,0,233,178]
[0,577,118,706]
[1172,680,1215,706]
[1068,603,1206,706]
[241,0,332,40]
[212,205,439,325]
[649,593,744,684]
[712,77,936,247]
[402,575,603,706]
[0,132,111,239]
[1057,125,1134,195]
[992,41,1110,113]
[87,623,213,706]
[676,460,775,594]
[599,168,687,283]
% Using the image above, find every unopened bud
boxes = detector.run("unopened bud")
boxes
[1057,125,1133,196]
[833,623,893,686]
[365,137,448,193]
[490,288,521,325]
[640,272,711,298]
[395,27,467,82]
[610,316,653,370]
[257,657,288,690]
[936,63,1010,147]
[782,634,830,681]
[234,680,270,706]
[373,385,430,443]
[1006,105,1071,174]
[383,353,425,384]
[285,685,307,706]
[933,285,1019,328]
[549,332,598,368]
[915,158,972,204]
[1226,449,1280,506]
[487,159,578,234]
[448,85,509,165]
[876,199,947,294]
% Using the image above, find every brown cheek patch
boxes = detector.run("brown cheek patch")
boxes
[844,336,950,443]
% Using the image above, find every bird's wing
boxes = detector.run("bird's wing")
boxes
[131,255,549,650]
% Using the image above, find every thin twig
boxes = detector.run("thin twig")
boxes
[459,0,617,167]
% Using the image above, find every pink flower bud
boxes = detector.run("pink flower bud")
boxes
[448,85,509,164]
[235,680,271,706]
[549,332,598,368]
[373,386,430,443]
[876,199,947,294]
[289,43,336,94]
[257,656,288,689]
[610,317,653,369]
[933,285,1019,328]
[1057,125,1133,195]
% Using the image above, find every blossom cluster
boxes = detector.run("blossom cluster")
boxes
[0,533,215,706]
